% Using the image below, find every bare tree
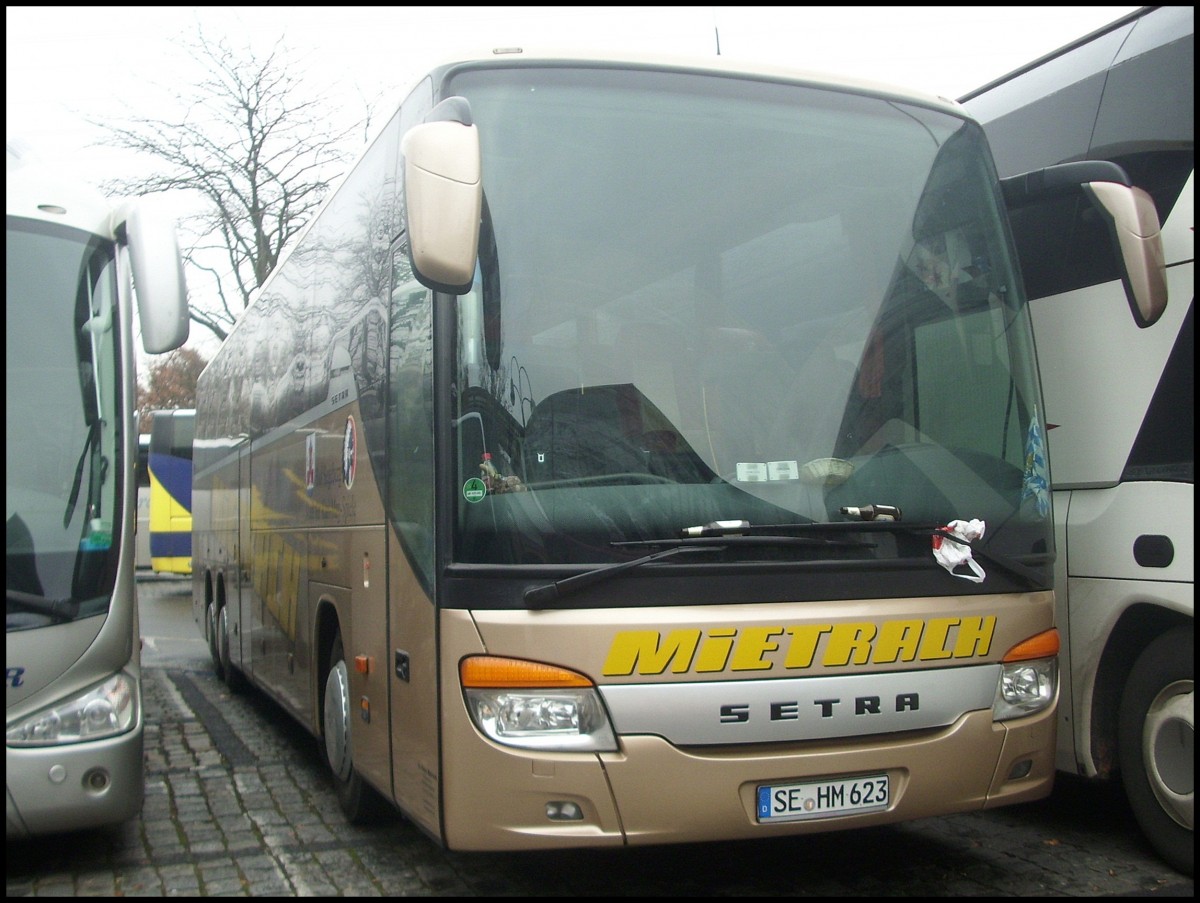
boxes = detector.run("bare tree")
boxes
[98,31,370,343]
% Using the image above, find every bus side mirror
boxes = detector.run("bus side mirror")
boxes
[124,201,190,354]
[1082,182,1168,326]
[1001,161,1167,327]
[402,98,483,295]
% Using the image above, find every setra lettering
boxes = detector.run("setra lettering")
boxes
[725,695,922,723]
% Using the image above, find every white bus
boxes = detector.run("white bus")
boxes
[6,145,189,837]
[961,5,1193,876]
[192,49,1158,851]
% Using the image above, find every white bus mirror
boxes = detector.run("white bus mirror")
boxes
[125,202,190,353]
[1083,182,1168,326]
[402,108,482,295]
[1001,162,1168,327]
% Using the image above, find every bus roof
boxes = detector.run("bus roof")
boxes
[957,6,1192,177]
[420,46,968,117]
[957,6,1167,103]
[6,151,121,236]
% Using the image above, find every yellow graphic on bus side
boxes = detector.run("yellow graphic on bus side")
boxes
[602,617,997,676]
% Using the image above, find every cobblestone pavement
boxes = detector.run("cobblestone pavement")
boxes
[6,582,1194,896]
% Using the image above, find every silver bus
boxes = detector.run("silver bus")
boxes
[6,145,189,837]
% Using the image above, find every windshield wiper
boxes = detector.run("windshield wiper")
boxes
[673,518,905,538]
[523,510,1047,609]
[524,531,875,609]
[6,589,80,623]
[63,421,95,528]
[675,517,1046,588]
[679,508,897,537]
[524,545,721,609]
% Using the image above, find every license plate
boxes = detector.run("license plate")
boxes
[757,774,889,823]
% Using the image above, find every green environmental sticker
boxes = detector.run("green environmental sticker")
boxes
[80,518,113,551]
[463,477,487,503]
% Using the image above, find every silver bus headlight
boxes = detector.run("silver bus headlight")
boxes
[993,629,1059,721]
[6,671,139,746]
[461,655,617,752]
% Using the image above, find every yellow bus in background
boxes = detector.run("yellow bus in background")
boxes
[148,408,194,576]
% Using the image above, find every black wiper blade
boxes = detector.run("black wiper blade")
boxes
[680,506,898,537]
[610,518,886,557]
[616,534,870,549]
[63,421,99,528]
[6,589,80,623]
[681,519,752,536]
[683,519,1047,589]
[523,516,1046,609]
[524,545,720,609]
[679,519,907,537]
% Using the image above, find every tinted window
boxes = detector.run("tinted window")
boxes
[1124,301,1195,482]
[1009,150,1193,301]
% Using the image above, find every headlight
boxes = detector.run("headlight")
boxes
[992,628,1059,722]
[6,672,139,747]
[461,655,617,752]
[994,657,1058,720]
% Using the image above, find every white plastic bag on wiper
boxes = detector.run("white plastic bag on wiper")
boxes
[931,519,986,583]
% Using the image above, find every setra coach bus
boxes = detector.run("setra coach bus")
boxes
[7,144,189,837]
[192,49,1163,851]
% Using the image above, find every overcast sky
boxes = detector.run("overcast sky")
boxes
[6,5,1142,358]
[8,5,1142,178]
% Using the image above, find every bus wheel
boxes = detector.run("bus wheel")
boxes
[217,604,245,692]
[1117,625,1194,876]
[206,600,221,671]
[322,630,386,824]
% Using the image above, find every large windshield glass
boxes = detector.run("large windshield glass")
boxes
[444,65,1050,577]
[7,217,122,630]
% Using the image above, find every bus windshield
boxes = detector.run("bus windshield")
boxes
[444,65,1050,575]
[6,217,123,629]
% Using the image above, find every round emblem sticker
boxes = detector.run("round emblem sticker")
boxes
[342,416,357,489]
[463,477,487,503]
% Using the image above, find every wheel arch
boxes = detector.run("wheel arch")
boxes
[314,596,343,732]
[1090,602,1193,777]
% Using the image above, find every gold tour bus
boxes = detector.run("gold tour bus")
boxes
[192,48,1163,851]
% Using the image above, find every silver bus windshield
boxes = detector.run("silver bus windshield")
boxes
[6,218,122,630]
[439,66,1049,572]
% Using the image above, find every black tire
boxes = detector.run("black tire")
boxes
[1117,625,1193,876]
[207,599,222,674]
[321,630,387,824]
[216,602,246,693]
